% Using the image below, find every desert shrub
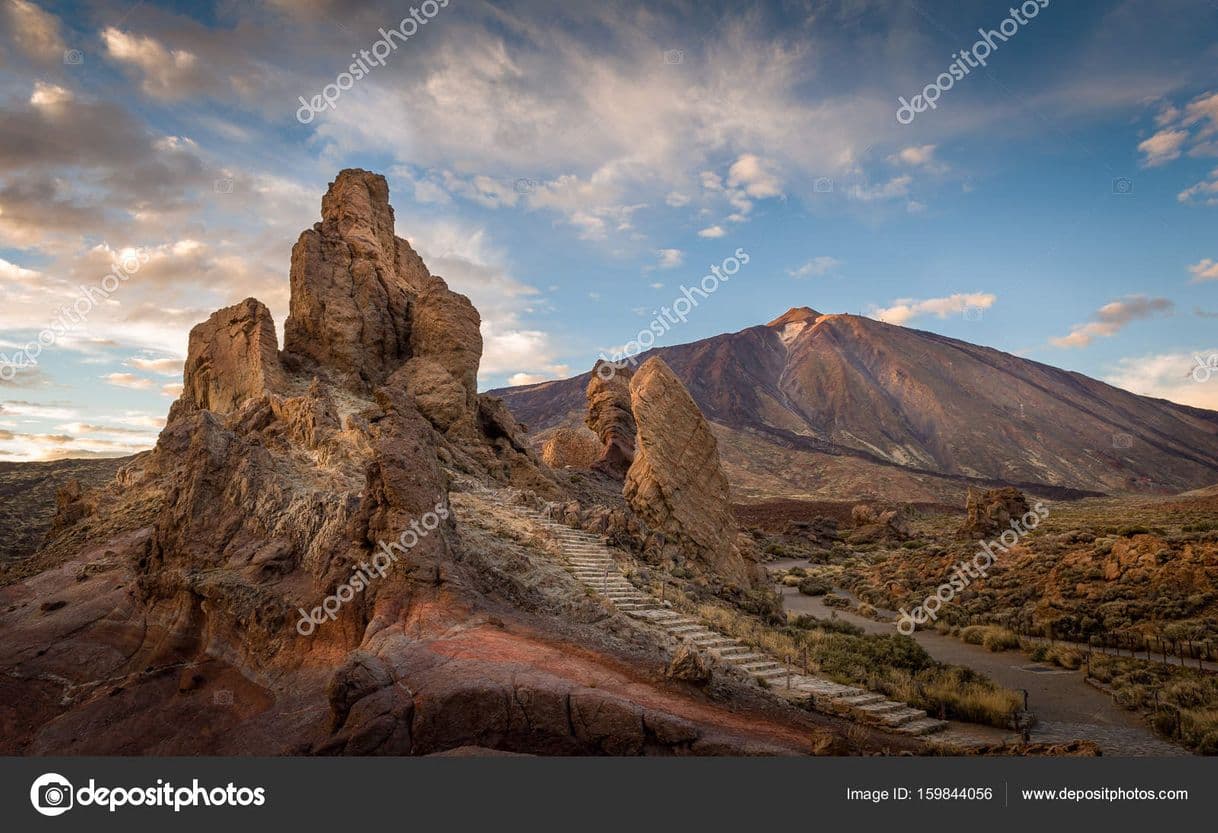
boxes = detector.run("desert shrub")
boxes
[787,566,808,578]
[960,625,1021,652]
[797,577,831,596]
[822,593,850,609]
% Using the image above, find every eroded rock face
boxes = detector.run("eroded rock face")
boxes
[959,487,1030,539]
[174,298,286,419]
[283,169,417,391]
[623,358,758,587]
[410,275,481,409]
[585,361,636,478]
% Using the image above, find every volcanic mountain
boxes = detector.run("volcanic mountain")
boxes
[492,307,1218,501]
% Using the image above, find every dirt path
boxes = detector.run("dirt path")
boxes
[769,561,1187,756]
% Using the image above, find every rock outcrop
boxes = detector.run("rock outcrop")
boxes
[959,487,1030,539]
[2,170,853,758]
[623,358,759,587]
[847,504,912,544]
[174,297,286,419]
[539,426,601,469]
[585,360,636,478]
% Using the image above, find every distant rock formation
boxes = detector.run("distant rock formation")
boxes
[847,504,911,544]
[540,426,601,469]
[959,487,1030,539]
[623,357,759,587]
[585,360,636,478]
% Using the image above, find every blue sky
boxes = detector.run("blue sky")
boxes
[0,0,1216,459]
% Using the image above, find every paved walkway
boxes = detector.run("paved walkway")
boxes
[769,560,1188,756]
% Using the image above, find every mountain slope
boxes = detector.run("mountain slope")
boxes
[492,308,1218,498]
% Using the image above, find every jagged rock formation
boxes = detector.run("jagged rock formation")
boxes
[959,487,1031,539]
[585,360,636,478]
[0,170,836,757]
[623,358,760,588]
[539,426,601,469]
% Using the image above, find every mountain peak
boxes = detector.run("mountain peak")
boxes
[765,306,822,328]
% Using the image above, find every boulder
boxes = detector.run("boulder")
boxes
[666,642,713,685]
[585,360,636,478]
[174,297,286,419]
[959,487,1030,539]
[623,357,757,587]
[409,275,482,409]
[539,426,601,469]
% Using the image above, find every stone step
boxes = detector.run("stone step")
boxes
[878,707,927,726]
[893,718,949,736]
[836,693,887,707]
[853,701,904,717]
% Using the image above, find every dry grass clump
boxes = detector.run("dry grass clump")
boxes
[960,625,1021,652]
[697,601,1021,728]
[1086,655,1218,754]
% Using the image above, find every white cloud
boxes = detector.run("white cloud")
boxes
[1137,129,1189,166]
[128,356,185,376]
[101,27,209,100]
[102,372,154,390]
[1189,259,1218,282]
[787,257,841,278]
[1105,349,1218,410]
[872,293,996,325]
[1050,296,1174,348]
[726,153,783,199]
[698,225,726,238]
[889,144,939,168]
[846,175,912,202]
[1179,167,1218,206]
[29,81,73,109]
[654,248,684,269]
[5,0,66,62]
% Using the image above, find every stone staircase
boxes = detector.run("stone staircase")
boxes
[483,488,948,737]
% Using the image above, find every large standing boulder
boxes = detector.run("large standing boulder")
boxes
[585,360,636,478]
[174,297,286,419]
[283,169,416,391]
[623,358,757,587]
[959,486,1030,539]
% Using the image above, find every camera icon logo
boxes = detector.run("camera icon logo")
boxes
[63,49,84,65]
[1113,432,1134,449]
[663,49,684,65]
[513,177,536,195]
[813,177,834,193]
[962,306,984,322]
[214,178,235,194]
[30,773,74,817]
[213,688,234,705]
[1112,177,1133,195]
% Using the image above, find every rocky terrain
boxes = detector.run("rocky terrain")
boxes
[494,307,1218,501]
[0,170,908,757]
